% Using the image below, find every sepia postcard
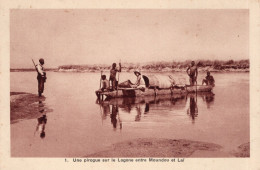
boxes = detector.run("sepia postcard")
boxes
[1,0,260,170]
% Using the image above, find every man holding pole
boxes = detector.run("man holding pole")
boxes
[186,61,198,86]
[109,62,121,91]
[33,58,46,97]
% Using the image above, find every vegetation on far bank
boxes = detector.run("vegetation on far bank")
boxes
[10,68,58,72]
[10,59,249,72]
[58,59,249,72]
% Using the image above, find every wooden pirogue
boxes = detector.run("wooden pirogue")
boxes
[99,85,213,98]
[97,74,214,98]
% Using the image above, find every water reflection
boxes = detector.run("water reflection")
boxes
[111,105,122,130]
[96,99,111,120]
[96,99,122,130]
[96,92,215,129]
[202,93,215,108]
[187,94,198,123]
[34,98,48,139]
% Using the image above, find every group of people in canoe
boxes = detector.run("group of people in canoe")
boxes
[95,60,215,98]
[95,62,146,98]
[187,61,215,86]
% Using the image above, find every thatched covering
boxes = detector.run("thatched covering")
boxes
[142,75,175,88]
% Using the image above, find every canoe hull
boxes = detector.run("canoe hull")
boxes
[100,85,213,98]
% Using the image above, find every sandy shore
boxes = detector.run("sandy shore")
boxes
[10,92,52,124]
[87,138,249,157]
[233,142,250,157]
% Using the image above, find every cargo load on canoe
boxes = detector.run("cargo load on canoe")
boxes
[97,74,214,99]
[118,75,177,89]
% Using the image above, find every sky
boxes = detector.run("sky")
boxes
[10,9,249,68]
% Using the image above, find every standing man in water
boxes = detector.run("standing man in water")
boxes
[109,62,121,90]
[36,58,46,97]
[186,61,198,85]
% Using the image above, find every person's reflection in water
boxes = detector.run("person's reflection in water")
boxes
[144,103,149,114]
[203,93,215,109]
[99,101,110,120]
[110,105,122,130]
[38,100,44,112]
[135,101,148,121]
[187,95,198,124]
[36,115,47,138]
[122,97,135,113]
[135,105,142,121]
[35,100,47,138]
[102,103,110,119]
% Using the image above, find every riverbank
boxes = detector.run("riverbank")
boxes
[10,59,249,73]
[10,92,52,124]
[57,67,249,73]
[87,138,249,157]
[57,59,249,73]
[10,67,249,73]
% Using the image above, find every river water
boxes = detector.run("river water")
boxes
[10,71,249,157]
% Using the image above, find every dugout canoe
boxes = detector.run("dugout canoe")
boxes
[98,85,213,98]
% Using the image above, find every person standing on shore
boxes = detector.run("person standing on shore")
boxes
[109,62,121,90]
[186,61,198,86]
[36,58,46,97]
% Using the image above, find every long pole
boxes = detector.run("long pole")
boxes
[116,60,121,96]
[196,64,198,99]
[196,80,198,101]
[99,70,103,89]
[32,59,39,74]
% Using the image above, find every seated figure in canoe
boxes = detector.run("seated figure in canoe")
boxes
[130,69,146,89]
[202,71,215,86]
[95,75,110,99]
[118,69,146,90]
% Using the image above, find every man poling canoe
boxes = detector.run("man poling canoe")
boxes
[186,61,198,86]
[109,62,121,91]
[32,58,47,97]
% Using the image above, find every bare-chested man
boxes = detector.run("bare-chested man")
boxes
[109,63,121,90]
[186,61,198,85]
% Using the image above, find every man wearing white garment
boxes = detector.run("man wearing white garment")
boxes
[36,58,46,97]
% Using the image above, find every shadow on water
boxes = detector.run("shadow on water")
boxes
[96,92,215,129]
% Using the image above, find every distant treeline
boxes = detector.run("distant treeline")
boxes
[10,68,58,72]
[58,59,249,72]
[11,59,249,72]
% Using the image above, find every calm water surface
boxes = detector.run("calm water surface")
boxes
[10,71,249,157]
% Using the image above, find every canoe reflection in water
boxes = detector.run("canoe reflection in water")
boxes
[34,99,47,138]
[96,92,215,129]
